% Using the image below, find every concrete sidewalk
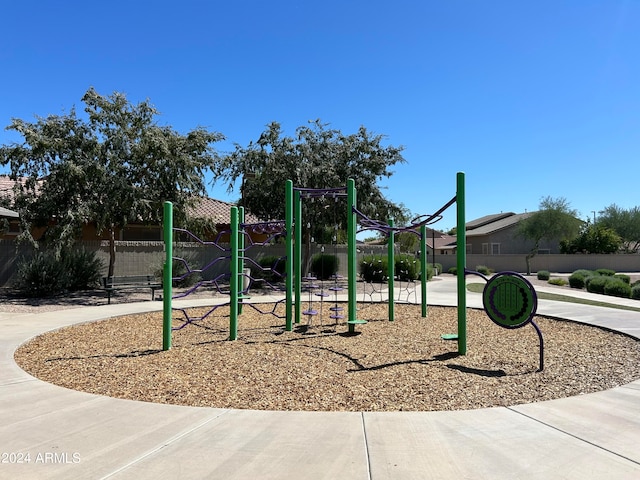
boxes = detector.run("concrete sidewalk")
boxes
[1,277,639,479]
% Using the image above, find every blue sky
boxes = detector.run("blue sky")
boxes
[1,1,638,232]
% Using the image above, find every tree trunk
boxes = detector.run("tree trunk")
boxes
[108,226,116,277]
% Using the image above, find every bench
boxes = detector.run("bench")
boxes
[102,275,162,304]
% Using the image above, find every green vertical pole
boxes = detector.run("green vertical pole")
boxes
[347,178,357,332]
[456,171,467,354]
[238,206,245,315]
[285,180,294,331]
[294,189,302,325]
[387,219,395,322]
[420,224,427,317]
[162,201,173,351]
[230,206,239,340]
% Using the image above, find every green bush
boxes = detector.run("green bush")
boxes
[631,284,640,300]
[632,280,640,288]
[595,268,615,277]
[448,266,457,275]
[614,274,630,284]
[359,254,426,282]
[395,254,420,281]
[360,255,387,282]
[310,253,339,280]
[13,247,104,297]
[568,269,593,289]
[61,248,104,290]
[430,263,442,276]
[586,275,607,294]
[548,278,568,286]
[253,255,287,283]
[604,279,631,298]
[157,251,202,288]
[536,270,550,281]
[475,265,493,276]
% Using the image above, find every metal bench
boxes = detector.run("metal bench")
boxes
[102,275,162,304]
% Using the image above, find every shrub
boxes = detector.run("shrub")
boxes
[448,266,457,275]
[548,278,568,286]
[157,251,202,288]
[595,268,615,277]
[475,265,493,276]
[253,255,287,283]
[395,254,420,281]
[631,284,640,300]
[360,255,387,282]
[614,274,630,284]
[61,248,104,290]
[604,279,631,298]
[13,252,66,297]
[568,269,593,289]
[537,270,550,281]
[430,263,442,276]
[310,253,339,280]
[12,247,104,297]
[359,254,425,282]
[586,275,607,294]
[632,280,640,288]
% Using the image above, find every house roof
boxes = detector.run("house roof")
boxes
[0,206,18,218]
[465,212,515,230]
[188,197,262,225]
[465,212,533,236]
[0,176,16,200]
[1,175,263,225]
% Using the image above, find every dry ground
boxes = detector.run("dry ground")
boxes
[14,301,640,412]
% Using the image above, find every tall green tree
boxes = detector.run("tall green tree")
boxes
[559,222,622,254]
[216,120,408,271]
[597,204,640,253]
[0,87,224,276]
[517,196,582,274]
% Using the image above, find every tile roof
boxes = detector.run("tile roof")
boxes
[0,175,261,225]
[465,212,533,236]
[188,197,262,224]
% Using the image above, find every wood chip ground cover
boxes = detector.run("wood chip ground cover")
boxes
[15,304,640,412]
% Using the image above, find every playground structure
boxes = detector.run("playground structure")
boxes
[162,172,469,353]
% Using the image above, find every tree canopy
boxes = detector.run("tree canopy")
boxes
[517,196,582,274]
[597,204,640,253]
[217,120,408,232]
[560,222,622,254]
[0,87,224,276]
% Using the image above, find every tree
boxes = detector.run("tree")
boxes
[560,222,622,254]
[597,204,640,253]
[0,87,224,276]
[517,196,582,274]
[216,120,407,271]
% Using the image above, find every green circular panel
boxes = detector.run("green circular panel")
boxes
[482,272,537,329]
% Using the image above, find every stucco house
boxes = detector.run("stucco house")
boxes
[460,212,565,255]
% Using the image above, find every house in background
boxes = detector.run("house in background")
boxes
[0,175,270,244]
[464,212,562,255]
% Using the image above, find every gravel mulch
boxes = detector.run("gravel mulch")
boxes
[14,301,640,412]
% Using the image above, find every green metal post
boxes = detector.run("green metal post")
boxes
[456,171,467,354]
[230,206,239,340]
[347,178,357,332]
[420,224,427,317]
[294,189,302,325]
[388,219,395,322]
[162,201,173,351]
[285,180,294,331]
[238,206,245,315]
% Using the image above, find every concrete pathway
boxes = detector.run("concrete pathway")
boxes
[1,277,639,479]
